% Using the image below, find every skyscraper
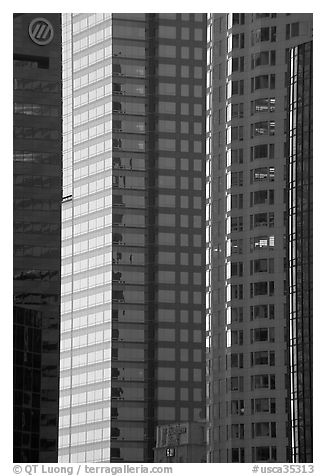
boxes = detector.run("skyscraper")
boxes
[59,13,206,463]
[205,13,312,463]
[288,40,313,463]
[13,13,62,462]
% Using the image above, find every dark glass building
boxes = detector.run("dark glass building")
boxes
[59,13,206,463]
[13,13,62,462]
[288,41,313,463]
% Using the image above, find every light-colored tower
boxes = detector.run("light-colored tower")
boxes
[59,13,207,463]
[206,13,312,463]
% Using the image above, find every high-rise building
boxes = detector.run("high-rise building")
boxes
[59,13,207,463]
[205,13,312,463]
[287,40,313,463]
[13,13,62,462]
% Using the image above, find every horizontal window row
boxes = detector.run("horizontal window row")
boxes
[13,127,59,141]
[14,174,60,188]
[72,13,110,34]
[14,245,59,258]
[158,101,202,116]
[113,62,145,79]
[73,46,111,73]
[13,55,48,69]
[113,137,145,151]
[113,82,145,96]
[14,221,60,234]
[74,122,111,145]
[14,198,59,211]
[157,63,203,79]
[13,269,59,281]
[74,102,111,126]
[14,292,59,305]
[73,26,111,53]
[13,78,59,93]
[13,150,59,164]
[14,102,59,117]
[74,83,111,107]
[113,99,146,115]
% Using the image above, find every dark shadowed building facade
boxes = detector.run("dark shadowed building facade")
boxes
[13,13,62,462]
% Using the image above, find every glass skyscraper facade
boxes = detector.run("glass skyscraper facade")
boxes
[59,13,206,463]
[13,13,62,462]
[206,13,312,463]
[288,41,313,463]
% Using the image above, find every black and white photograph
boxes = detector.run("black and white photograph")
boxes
[11,8,314,473]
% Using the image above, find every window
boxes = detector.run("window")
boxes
[251,50,276,69]
[252,446,277,462]
[158,45,176,57]
[231,194,243,209]
[251,374,275,390]
[251,144,274,161]
[251,398,276,414]
[250,304,274,320]
[251,27,276,46]
[231,330,243,345]
[250,167,275,183]
[230,353,244,368]
[250,212,274,229]
[250,258,274,274]
[230,238,243,255]
[250,190,274,206]
[230,400,245,415]
[250,236,274,252]
[251,74,275,91]
[231,284,243,300]
[286,22,300,39]
[250,327,275,343]
[252,422,276,438]
[251,351,275,366]
[158,25,176,38]
[250,281,274,297]
[232,447,245,463]
[231,424,244,439]
[229,376,244,392]
[231,217,244,233]
[158,83,176,95]
[251,98,276,114]
[232,33,245,49]
[251,121,275,137]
